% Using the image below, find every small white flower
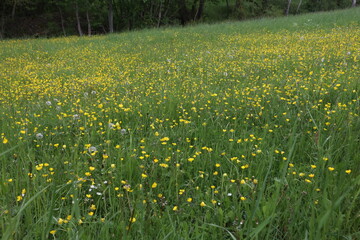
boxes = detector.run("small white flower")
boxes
[108,123,115,129]
[96,192,102,196]
[91,90,97,95]
[120,129,127,135]
[45,101,52,106]
[73,114,80,120]
[84,92,89,97]
[227,193,232,197]
[36,133,43,140]
[88,146,97,154]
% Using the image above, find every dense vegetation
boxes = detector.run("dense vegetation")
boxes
[1,8,360,240]
[0,0,357,38]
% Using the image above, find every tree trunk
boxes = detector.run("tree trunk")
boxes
[352,0,356,7]
[296,0,302,13]
[225,0,230,17]
[157,0,163,28]
[86,10,91,36]
[178,0,189,25]
[195,0,205,20]
[0,0,5,39]
[108,0,114,33]
[285,0,292,16]
[75,1,83,36]
[12,0,17,20]
[58,6,67,36]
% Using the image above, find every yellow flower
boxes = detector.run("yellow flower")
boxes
[2,137,8,144]
[200,201,206,207]
[328,167,335,171]
[173,206,178,211]
[49,230,56,235]
[160,137,169,141]
[345,170,351,174]
[129,217,136,223]
[151,182,157,188]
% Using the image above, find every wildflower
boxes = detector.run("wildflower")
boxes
[2,137,8,144]
[120,129,127,135]
[36,133,43,140]
[328,167,335,171]
[49,230,56,235]
[45,101,52,106]
[200,202,206,207]
[345,170,351,174]
[173,206,178,211]
[88,146,97,154]
[129,217,136,223]
[240,196,246,201]
[151,182,157,188]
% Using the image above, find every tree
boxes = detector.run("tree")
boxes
[285,0,292,15]
[108,0,113,33]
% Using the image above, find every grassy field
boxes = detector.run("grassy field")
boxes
[1,8,359,239]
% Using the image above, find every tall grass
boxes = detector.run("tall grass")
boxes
[1,8,359,239]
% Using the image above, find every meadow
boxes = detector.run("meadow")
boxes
[0,8,359,239]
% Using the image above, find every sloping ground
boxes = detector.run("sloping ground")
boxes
[0,8,359,239]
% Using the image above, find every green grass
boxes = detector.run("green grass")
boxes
[0,8,360,240]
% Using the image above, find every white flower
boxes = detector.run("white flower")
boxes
[108,123,115,129]
[36,133,43,140]
[120,129,127,135]
[73,114,80,120]
[88,146,97,154]
[91,90,97,95]
[45,101,52,106]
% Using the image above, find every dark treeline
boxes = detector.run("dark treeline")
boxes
[0,0,357,38]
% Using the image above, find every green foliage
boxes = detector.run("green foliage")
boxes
[0,8,360,239]
[0,0,358,38]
